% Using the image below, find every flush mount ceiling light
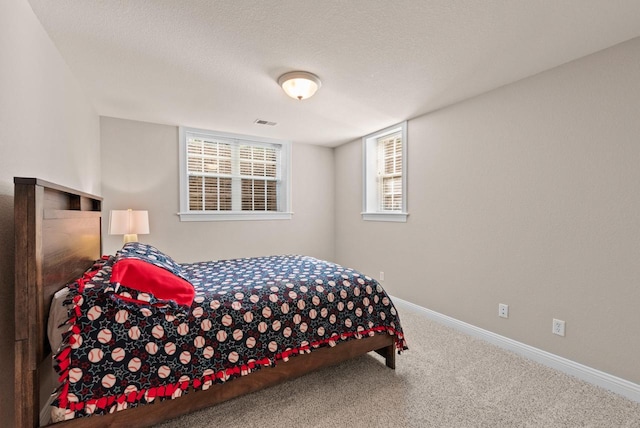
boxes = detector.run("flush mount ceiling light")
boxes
[278,71,321,100]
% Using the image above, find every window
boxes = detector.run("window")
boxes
[179,127,292,221]
[362,121,408,222]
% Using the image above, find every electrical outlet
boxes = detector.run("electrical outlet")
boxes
[379,271,385,281]
[552,319,565,336]
[498,303,509,318]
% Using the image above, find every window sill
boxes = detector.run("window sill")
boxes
[178,211,293,222]
[361,212,409,222]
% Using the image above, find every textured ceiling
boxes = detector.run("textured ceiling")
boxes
[27,0,640,147]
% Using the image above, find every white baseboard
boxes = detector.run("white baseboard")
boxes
[391,296,640,403]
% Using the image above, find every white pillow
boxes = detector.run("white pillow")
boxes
[47,287,70,352]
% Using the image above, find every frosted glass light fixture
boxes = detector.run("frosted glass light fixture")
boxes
[278,71,321,100]
[108,209,150,243]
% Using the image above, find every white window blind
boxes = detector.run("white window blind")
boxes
[179,127,292,221]
[239,145,278,211]
[377,132,403,211]
[187,138,233,211]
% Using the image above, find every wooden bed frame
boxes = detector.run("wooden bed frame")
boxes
[14,177,397,428]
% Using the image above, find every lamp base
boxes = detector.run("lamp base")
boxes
[123,234,139,243]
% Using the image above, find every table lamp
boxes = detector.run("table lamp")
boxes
[108,209,150,243]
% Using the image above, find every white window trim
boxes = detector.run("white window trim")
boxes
[178,127,292,221]
[362,121,408,222]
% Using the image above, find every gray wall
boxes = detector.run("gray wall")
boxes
[335,37,640,384]
[100,117,335,263]
[0,0,101,420]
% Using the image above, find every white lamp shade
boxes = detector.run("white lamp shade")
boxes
[108,210,150,235]
[278,71,321,100]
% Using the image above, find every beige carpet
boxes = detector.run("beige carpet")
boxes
[157,304,640,427]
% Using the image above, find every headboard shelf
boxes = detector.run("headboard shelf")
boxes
[14,177,102,212]
[43,209,102,220]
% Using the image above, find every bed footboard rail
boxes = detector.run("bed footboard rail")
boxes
[47,333,394,428]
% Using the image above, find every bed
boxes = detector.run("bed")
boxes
[14,177,406,427]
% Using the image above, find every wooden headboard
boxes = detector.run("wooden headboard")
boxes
[14,177,102,428]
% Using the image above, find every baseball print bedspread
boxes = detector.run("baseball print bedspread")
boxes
[53,242,407,420]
